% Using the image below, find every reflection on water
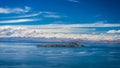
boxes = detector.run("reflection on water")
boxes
[0,43,120,68]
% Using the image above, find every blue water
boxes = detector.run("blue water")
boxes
[0,42,120,68]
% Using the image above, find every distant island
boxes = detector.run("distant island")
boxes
[36,43,84,47]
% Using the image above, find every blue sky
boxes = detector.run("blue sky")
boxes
[0,0,120,25]
[0,0,120,35]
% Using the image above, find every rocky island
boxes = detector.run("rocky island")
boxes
[36,43,84,47]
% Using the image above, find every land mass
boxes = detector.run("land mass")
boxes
[36,43,84,47]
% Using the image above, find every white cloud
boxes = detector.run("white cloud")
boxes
[4,22,118,28]
[15,12,40,18]
[0,6,31,14]
[75,21,120,27]
[90,21,120,27]
[41,11,57,15]
[44,14,61,18]
[67,0,79,3]
[0,19,39,23]
[0,20,119,27]
[0,11,64,19]
[39,23,120,28]
[0,26,119,41]
[48,21,120,27]
[2,12,41,19]
[41,11,64,18]
[107,30,120,34]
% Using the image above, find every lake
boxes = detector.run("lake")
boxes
[0,42,120,68]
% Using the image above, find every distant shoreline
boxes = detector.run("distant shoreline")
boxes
[0,37,120,44]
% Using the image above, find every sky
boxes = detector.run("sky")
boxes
[0,0,120,40]
[0,0,120,25]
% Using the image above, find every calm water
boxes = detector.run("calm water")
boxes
[0,42,120,68]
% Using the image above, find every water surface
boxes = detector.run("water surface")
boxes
[0,42,120,68]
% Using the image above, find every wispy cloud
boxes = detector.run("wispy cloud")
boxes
[2,12,41,19]
[0,9,65,24]
[67,0,79,3]
[0,6,31,14]
[44,14,61,18]
[0,19,39,23]
[4,22,119,28]
[41,11,64,18]
[0,11,64,19]
[41,11,57,15]
[46,21,120,27]
[15,12,40,18]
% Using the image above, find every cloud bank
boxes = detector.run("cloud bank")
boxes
[24,23,120,28]
[0,26,119,42]
[107,30,120,34]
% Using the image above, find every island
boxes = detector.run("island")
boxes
[36,43,84,47]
